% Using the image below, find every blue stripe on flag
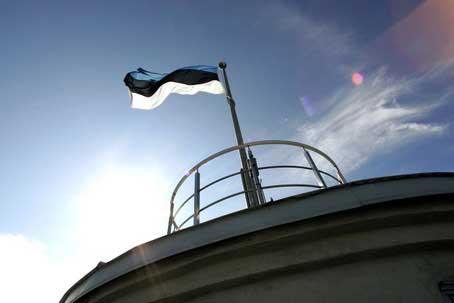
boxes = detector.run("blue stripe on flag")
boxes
[130,65,218,82]
[179,65,218,73]
[130,68,167,82]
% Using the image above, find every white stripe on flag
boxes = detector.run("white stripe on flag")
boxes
[130,80,225,110]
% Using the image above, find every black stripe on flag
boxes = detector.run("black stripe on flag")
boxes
[124,68,220,98]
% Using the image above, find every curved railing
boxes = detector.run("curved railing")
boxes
[168,140,346,234]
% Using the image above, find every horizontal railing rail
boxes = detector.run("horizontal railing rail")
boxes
[168,140,346,234]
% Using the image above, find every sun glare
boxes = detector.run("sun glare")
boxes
[73,167,170,262]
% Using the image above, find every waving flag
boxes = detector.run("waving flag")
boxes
[124,65,225,110]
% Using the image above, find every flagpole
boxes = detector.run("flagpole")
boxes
[218,61,259,208]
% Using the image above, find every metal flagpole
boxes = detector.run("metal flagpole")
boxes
[218,61,259,208]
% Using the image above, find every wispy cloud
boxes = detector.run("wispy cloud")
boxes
[266,2,353,58]
[263,2,452,175]
[295,66,449,173]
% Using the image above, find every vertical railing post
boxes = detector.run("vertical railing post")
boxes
[167,200,174,235]
[336,169,347,184]
[303,147,327,188]
[194,170,200,225]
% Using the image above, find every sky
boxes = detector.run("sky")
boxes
[0,0,453,302]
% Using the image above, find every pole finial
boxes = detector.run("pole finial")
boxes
[218,61,227,69]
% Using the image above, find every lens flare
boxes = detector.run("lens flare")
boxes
[300,96,315,116]
[352,72,364,86]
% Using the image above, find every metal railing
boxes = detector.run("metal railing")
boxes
[167,140,346,234]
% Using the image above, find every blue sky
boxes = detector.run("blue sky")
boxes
[1,0,453,301]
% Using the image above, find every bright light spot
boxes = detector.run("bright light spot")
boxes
[352,72,364,86]
[73,166,170,262]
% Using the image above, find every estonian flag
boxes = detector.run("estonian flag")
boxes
[124,65,225,110]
